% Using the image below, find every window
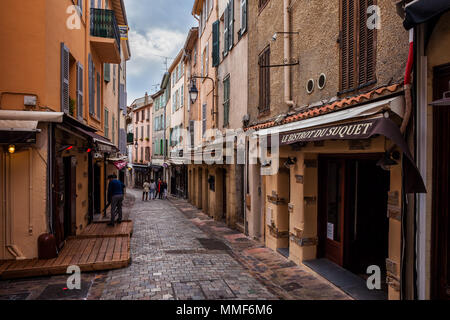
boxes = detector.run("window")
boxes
[240,0,248,35]
[145,147,150,161]
[60,43,70,114]
[113,65,116,95]
[96,72,100,117]
[181,85,184,107]
[112,114,115,144]
[202,103,207,136]
[258,46,270,113]
[223,75,230,127]
[340,0,376,93]
[76,62,84,120]
[136,110,139,123]
[147,124,150,139]
[141,147,143,162]
[205,42,209,76]
[212,20,220,66]
[189,120,195,148]
[141,126,144,140]
[141,110,144,122]
[104,108,109,138]
[104,63,110,82]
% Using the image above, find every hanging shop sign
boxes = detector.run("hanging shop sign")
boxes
[119,25,129,40]
[278,117,426,194]
[113,160,128,170]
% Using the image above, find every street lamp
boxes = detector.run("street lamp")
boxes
[134,141,138,150]
[189,81,199,104]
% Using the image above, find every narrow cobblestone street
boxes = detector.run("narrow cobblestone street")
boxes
[0,189,349,300]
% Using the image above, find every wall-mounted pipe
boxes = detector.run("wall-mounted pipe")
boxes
[28,148,33,235]
[284,0,295,108]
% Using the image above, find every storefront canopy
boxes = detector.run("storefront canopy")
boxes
[0,120,39,144]
[403,0,450,29]
[0,110,64,123]
[76,126,118,153]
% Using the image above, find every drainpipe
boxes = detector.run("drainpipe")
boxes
[284,0,295,108]
[28,148,33,235]
[401,29,414,134]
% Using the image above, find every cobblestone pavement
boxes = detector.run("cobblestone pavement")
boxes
[0,189,350,300]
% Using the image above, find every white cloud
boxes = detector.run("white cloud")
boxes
[127,28,185,77]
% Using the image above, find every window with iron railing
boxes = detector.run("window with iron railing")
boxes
[90,8,120,52]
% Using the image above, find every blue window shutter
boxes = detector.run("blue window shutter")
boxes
[212,20,220,67]
[77,62,84,120]
[60,43,70,114]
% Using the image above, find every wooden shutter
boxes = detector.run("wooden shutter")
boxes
[202,104,207,136]
[241,0,247,34]
[229,0,234,50]
[104,63,110,82]
[88,54,95,115]
[340,0,356,92]
[358,0,376,86]
[76,62,84,120]
[190,120,195,148]
[78,0,83,16]
[60,43,70,114]
[259,46,270,113]
[96,72,101,117]
[224,4,229,56]
[212,20,220,67]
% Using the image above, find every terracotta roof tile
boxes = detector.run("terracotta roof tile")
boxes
[245,83,402,131]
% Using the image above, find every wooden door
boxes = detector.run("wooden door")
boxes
[63,157,77,237]
[432,63,450,300]
[53,157,65,249]
[320,159,346,266]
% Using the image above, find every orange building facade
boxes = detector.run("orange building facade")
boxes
[0,0,130,260]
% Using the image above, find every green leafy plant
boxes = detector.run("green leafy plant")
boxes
[69,98,76,116]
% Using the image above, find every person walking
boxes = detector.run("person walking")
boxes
[107,174,126,226]
[162,180,168,200]
[156,178,162,199]
[142,180,150,201]
[149,179,156,200]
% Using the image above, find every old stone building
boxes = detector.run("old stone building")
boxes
[244,0,425,300]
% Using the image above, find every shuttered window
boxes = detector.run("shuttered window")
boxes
[224,5,229,56]
[96,72,101,117]
[340,0,376,93]
[241,0,247,35]
[76,62,84,120]
[223,75,230,127]
[104,63,110,82]
[181,85,184,107]
[60,43,70,114]
[189,120,195,148]
[202,103,207,136]
[112,114,115,144]
[229,0,234,51]
[88,54,95,116]
[104,108,109,138]
[212,20,220,67]
[258,46,270,113]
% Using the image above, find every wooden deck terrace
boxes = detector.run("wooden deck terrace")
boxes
[0,221,133,280]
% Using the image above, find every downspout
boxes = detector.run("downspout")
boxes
[400,28,414,300]
[28,148,33,235]
[284,0,295,108]
[401,29,414,134]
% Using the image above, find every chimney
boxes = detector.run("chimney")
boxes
[144,92,148,105]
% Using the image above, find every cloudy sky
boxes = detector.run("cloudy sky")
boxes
[124,0,196,105]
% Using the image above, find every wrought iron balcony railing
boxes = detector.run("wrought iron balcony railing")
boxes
[90,8,120,52]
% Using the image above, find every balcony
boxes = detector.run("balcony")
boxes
[90,8,121,64]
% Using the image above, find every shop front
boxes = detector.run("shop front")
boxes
[254,95,425,300]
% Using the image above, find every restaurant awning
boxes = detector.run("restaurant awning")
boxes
[0,120,39,144]
[403,0,450,29]
[0,110,64,123]
[76,126,118,153]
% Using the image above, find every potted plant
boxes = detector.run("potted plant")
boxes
[69,98,76,116]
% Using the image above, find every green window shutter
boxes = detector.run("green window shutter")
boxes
[104,63,110,82]
[96,72,100,116]
[60,43,70,114]
[88,54,94,115]
[212,20,220,67]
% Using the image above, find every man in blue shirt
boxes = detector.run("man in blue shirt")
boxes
[107,174,126,226]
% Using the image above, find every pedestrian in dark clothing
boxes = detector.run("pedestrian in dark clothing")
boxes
[107,174,125,226]
[156,178,162,199]
[162,181,168,199]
